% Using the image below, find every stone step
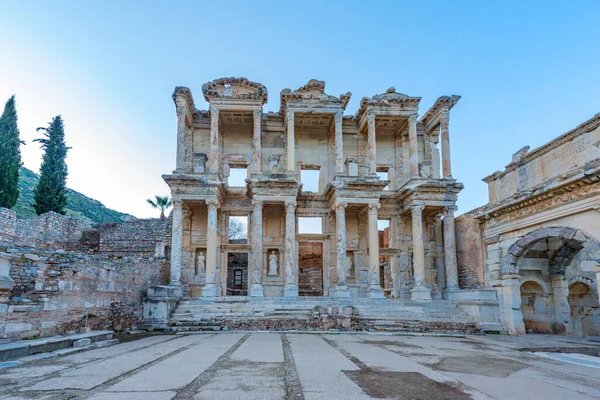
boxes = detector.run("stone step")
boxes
[0,330,114,362]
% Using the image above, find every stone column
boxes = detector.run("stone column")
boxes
[203,199,219,297]
[368,203,384,298]
[331,202,350,297]
[209,106,219,174]
[169,200,183,286]
[250,200,264,297]
[443,206,459,298]
[175,104,187,173]
[497,274,526,335]
[253,109,262,173]
[284,201,298,297]
[440,110,452,178]
[367,112,377,175]
[408,113,419,178]
[334,110,344,174]
[551,275,575,335]
[410,204,431,300]
[434,214,446,292]
[286,110,295,173]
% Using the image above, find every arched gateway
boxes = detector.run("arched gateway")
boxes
[499,226,600,336]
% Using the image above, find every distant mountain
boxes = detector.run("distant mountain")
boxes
[13,167,135,224]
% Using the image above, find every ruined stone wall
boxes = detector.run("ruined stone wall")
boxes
[2,247,168,340]
[99,219,171,256]
[455,207,485,288]
[0,208,172,341]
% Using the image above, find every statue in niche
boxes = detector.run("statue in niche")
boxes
[196,251,206,275]
[268,251,279,276]
[346,255,354,277]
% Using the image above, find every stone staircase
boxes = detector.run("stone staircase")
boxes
[169,297,480,333]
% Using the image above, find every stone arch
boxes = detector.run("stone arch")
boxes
[500,226,600,276]
[568,276,599,299]
[519,277,550,294]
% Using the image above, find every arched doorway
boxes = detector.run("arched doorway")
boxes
[501,226,600,336]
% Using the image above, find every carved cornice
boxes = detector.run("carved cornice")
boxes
[483,113,600,183]
[479,179,600,226]
[172,86,196,117]
[279,79,351,115]
[202,77,268,104]
[419,95,460,133]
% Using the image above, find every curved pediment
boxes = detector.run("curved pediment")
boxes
[355,87,421,120]
[280,79,351,114]
[202,77,268,104]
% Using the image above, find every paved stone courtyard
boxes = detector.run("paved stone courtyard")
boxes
[1,333,599,399]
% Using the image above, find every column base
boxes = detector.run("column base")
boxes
[249,283,264,297]
[330,285,351,298]
[284,284,298,297]
[202,283,218,297]
[411,286,432,301]
[399,287,412,300]
[442,287,459,300]
[368,285,385,298]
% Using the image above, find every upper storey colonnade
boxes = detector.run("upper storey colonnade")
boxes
[170,77,460,185]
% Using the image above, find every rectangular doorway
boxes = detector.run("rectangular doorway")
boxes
[298,242,323,296]
[226,252,248,296]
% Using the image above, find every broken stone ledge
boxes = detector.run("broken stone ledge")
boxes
[0,330,113,362]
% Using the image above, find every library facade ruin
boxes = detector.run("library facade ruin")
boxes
[163,78,463,301]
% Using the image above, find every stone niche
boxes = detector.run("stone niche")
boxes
[193,153,207,173]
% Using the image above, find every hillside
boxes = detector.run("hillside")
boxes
[13,167,135,224]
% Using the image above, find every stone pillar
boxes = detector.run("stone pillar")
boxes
[203,199,219,297]
[551,275,575,335]
[368,203,384,298]
[408,113,419,178]
[286,110,295,173]
[334,110,344,174]
[443,206,459,298]
[410,204,431,300]
[434,214,446,292]
[175,102,187,173]
[367,112,377,175]
[253,109,262,173]
[250,200,264,297]
[209,106,219,174]
[497,274,526,335]
[169,200,183,286]
[331,202,350,297]
[284,201,298,297]
[440,110,452,178]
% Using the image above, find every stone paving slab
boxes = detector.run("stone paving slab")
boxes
[1,333,599,399]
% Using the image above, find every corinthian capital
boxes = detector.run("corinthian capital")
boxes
[408,113,418,123]
[443,205,457,217]
[334,202,348,213]
[411,204,425,214]
[439,109,450,126]
[285,201,297,212]
[368,203,381,212]
[206,199,219,210]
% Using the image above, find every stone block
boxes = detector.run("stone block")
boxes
[72,338,92,348]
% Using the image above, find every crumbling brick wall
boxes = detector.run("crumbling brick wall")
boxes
[455,207,485,288]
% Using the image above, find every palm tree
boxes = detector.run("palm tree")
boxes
[146,195,172,219]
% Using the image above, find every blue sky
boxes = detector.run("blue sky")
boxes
[1,1,599,218]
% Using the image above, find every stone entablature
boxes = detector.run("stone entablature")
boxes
[482,114,600,203]
[164,77,465,303]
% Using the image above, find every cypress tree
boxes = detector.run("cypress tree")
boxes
[0,96,23,209]
[33,116,70,215]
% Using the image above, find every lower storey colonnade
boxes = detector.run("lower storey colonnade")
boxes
[168,198,460,300]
